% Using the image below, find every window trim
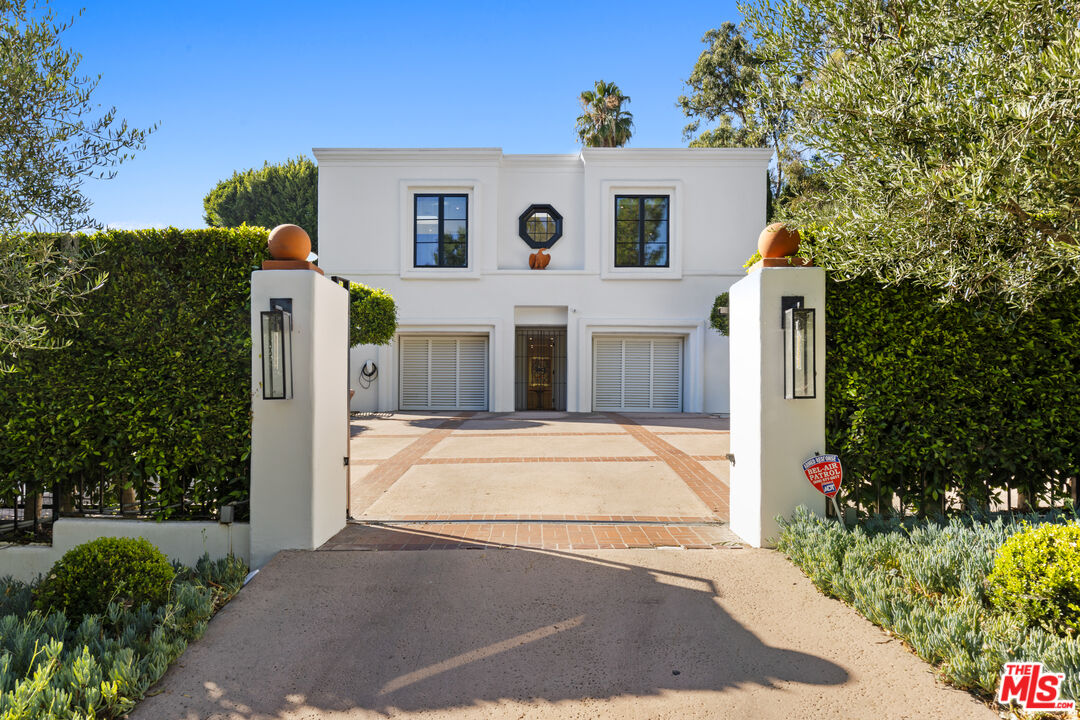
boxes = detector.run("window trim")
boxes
[614,194,670,268]
[414,193,469,268]
[600,180,682,280]
[399,181,481,279]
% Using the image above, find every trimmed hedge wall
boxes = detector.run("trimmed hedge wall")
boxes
[0,228,269,518]
[826,276,1080,515]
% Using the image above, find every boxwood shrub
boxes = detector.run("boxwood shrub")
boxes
[988,522,1080,637]
[34,537,175,620]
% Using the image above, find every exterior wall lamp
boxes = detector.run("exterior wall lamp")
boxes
[260,299,293,400]
[782,296,816,399]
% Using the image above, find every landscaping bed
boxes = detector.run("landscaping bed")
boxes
[778,507,1080,710]
[0,541,246,719]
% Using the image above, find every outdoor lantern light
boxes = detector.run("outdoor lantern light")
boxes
[260,302,293,400]
[783,297,816,399]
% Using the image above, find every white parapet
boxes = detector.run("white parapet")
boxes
[249,270,349,568]
[729,266,826,547]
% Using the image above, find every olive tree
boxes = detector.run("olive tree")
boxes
[742,0,1080,306]
[0,1,150,367]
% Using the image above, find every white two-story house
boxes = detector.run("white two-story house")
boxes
[315,147,771,414]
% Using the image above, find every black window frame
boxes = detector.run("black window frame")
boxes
[414,193,469,268]
[614,194,670,268]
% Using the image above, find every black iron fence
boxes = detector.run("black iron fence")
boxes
[0,478,248,543]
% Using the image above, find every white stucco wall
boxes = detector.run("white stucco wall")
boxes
[250,270,349,568]
[315,147,772,414]
[0,518,250,584]
[729,267,826,547]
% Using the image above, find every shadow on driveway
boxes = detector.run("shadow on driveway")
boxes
[133,548,851,719]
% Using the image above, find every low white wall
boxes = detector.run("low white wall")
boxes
[0,518,250,584]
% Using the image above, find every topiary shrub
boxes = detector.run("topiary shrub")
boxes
[349,283,398,347]
[34,537,175,620]
[709,292,729,335]
[988,522,1080,637]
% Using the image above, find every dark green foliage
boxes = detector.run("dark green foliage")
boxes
[988,523,1080,637]
[709,292,729,335]
[203,157,318,252]
[0,553,246,719]
[34,538,175,620]
[349,283,398,347]
[0,227,269,515]
[825,275,1080,516]
[778,507,1080,700]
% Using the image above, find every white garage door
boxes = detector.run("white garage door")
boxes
[399,336,489,411]
[593,336,683,412]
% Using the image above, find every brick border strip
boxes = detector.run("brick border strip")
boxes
[354,514,718,524]
[348,413,475,515]
[604,413,730,519]
[322,522,741,551]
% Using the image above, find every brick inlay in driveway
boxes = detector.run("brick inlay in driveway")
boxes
[322,522,741,551]
[605,413,730,519]
[349,413,474,514]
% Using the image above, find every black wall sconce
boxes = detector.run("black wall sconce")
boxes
[260,299,293,400]
[782,296,816,399]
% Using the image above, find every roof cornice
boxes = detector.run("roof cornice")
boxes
[313,148,504,166]
[581,147,774,167]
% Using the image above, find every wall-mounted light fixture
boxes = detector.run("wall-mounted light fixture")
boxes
[260,299,293,400]
[782,296,816,399]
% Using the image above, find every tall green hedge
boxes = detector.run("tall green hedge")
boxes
[826,277,1080,515]
[0,228,269,518]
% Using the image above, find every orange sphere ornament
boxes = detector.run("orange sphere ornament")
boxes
[267,224,311,261]
[757,222,801,259]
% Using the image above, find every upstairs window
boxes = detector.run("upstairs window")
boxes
[415,194,468,267]
[615,195,669,267]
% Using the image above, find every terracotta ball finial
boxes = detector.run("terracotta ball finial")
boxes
[757,222,801,259]
[268,224,311,261]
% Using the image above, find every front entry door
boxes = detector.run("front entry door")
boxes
[514,327,567,411]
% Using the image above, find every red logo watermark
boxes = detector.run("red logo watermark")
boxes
[998,662,1075,711]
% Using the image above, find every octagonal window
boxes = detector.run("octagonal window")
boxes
[518,204,563,249]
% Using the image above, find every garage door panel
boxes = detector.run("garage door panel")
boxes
[457,338,488,408]
[592,336,682,412]
[592,339,623,410]
[400,336,489,411]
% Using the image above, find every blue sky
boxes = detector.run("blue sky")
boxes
[51,0,741,229]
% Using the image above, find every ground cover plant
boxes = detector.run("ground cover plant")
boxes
[0,542,246,719]
[778,507,1080,707]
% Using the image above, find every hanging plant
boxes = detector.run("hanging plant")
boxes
[349,283,398,347]
[710,292,730,335]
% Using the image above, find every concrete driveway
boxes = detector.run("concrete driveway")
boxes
[132,547,995,720]
[342,411,736,550]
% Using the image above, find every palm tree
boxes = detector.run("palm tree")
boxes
[575,80,634,148]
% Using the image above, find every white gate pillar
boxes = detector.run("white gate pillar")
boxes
[729,264,826,547]
[249,262,349,568]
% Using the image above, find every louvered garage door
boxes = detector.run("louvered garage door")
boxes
[399,336,488,411]
[593,336,683,412]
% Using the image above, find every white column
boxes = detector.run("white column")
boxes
[250,270,349,568]
[728,266,826,547]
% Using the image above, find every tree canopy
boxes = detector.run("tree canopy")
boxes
[679,22,823,218]
[575,81,634,148]
[738,0,1080,306]
[0,0,149,367]
[203,156,318,252]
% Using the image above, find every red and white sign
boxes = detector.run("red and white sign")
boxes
[802,454,842,498]
[998,662,1075,711]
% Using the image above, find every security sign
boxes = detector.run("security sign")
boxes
[803,454,843,498]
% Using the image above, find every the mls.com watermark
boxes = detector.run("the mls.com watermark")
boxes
[999,662,1075,712]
